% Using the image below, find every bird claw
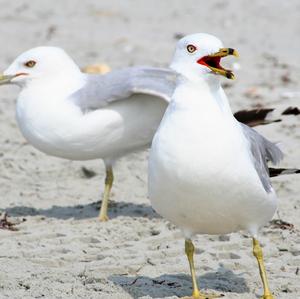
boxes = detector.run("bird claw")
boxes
[98,214,109,222]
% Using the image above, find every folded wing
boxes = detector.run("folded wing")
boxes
[71,66,177,110]
[241,123,284,193]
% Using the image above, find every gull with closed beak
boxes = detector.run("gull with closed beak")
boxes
[0,46,177,221]
[148,33,290,298]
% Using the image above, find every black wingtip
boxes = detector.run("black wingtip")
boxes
[269,167,300,177]
[234,108,281,127]
[228,48,235,55]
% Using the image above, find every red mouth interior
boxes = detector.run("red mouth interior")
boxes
[197,56,223,69]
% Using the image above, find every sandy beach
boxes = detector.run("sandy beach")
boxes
[0,1,299,298]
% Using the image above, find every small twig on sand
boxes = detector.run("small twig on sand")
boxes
[0,213,18,231]
[270,219,294,231]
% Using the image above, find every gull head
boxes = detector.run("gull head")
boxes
[0,47,81,88]
[170,33,238,82]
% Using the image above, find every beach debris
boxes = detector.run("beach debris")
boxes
[234,106,300,127]
[152,279,181,288]
[126,277,181,288]
[233,108,281,127]
[281,73,292,84]
[219,235,230,242]
[269,219,294,231]
[81,167,97,179]
[82,63,111,74]
[146,258,155,266]
[150,229,160,236]
[281,106,300,116]
[269,167,300,177]
[0,213,18,231]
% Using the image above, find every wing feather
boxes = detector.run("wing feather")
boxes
[71,66,177,110]
[241,123,283,193]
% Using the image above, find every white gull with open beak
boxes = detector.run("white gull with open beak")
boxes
[148,33,282,299]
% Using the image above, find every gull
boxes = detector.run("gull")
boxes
[0,47,294,223]
[148,33,290,298]
[0,46,176,221]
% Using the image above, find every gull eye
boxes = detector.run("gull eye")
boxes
[24,60,36,68]
[187,44,197,53]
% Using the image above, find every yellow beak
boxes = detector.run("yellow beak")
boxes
[208,48,239,58]
[202,48,239,80]
[0,74,15,85]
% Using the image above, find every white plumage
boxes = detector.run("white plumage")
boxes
[0,45,283,228]
[0,46,176,220]
[148,33,281,298]
[149,78,277,237]
[4,47,174,161]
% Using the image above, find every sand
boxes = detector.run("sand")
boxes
[0,1,299,298]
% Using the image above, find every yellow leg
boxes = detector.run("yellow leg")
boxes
[98,165,113,222]
[183,239,222,299]
[252,238,275,299]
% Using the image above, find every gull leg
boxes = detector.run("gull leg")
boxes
[98,165,114,222]
[185,239,201,298]
[182,239,222,299]
[252,238,275,299]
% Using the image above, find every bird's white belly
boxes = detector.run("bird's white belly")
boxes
[149,107,277,237]
[16,94,167,161]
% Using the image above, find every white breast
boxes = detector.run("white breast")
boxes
[16,89,167,161]
[148,82,277,237]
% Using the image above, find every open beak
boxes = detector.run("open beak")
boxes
[0,74,16,85]
[197,48,239,79]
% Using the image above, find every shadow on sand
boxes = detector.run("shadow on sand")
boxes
[0,200,160,220]
[109,266,250,298]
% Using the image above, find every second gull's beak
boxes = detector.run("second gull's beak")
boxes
[0,74,16,85]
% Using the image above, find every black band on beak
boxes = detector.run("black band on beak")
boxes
[228,48,235,55]
[226,71,234,79]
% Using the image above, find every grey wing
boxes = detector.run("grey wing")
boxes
[240,123,283,193]
[71,66,177,110]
